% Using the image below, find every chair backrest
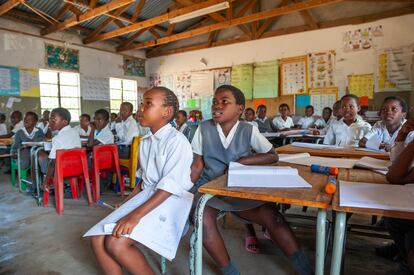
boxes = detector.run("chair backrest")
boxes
[55,148,88,178]
[129,136,141,172]
[93,144,118,171]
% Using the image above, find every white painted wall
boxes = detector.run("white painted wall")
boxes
[148,14,414,97]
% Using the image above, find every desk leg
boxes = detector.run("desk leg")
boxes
[330,211,347,275]
[33,147,42,206]
[17,148,22,192]
[189,193,214,275]
[315,208,327,275]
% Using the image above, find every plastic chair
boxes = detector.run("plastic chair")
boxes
[119,136,141,188]
[91,144,124,201]
[43,148,93,215]
[10,158,29,190]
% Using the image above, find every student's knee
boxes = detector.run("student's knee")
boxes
[90,235,104,250]
[104,236,131,257]
[202,207,219,232]
[260,204,285,227]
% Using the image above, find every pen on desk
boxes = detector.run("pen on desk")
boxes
[97,199,115,210]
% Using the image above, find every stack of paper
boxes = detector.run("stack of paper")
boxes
[291,142,343,150]
[278,153,311,162]
[354,157,391,171]
[280,155,357,168]
[339,181,414,212]
[228,162,312,188]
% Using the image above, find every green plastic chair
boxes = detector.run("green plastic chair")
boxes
[11,158,30,190]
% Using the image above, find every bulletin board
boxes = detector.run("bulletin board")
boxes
[308,50,335,89]
[123,56,146,77]
[0,65,20,96]
[309,87,338,116]
[253,61,278,98]
[348,73,374,99]
[280,55,308,96]
[45,43,79,72]
[231,64,253,100]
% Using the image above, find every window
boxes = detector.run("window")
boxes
[39,70,81,122]
[110,78,138,113]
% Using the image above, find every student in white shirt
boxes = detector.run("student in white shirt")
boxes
[0,114,7,136]
[75,114,92,138]
[0,111,23,139]
[175,110,192,141]
[324,94,372,147]
[313,101,342,135]
[243,107,259,128]
[87,109,114,147]
[359,96,407,151]
[296,105,316,129]
[36,110,50,135]
[109,113,118,132]
[90,87,193,275]
[272,103,294,131]
[255,105,274,133]
[115,102,139,158]
[313,107,333,129]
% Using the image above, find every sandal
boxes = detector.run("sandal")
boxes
[245,236,260,254]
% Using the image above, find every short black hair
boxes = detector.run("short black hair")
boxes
[121,102,134,112]
[80,113,91,121]
[43,110,50,114]
[177,110,187,117]
[279,103,290,110]
[323,107,332,114]
[383,96,408,113]
[25,111,38,121]
[257,104,266,111]
[51,107,71,123]
[306,105,314,111]
[341,94,360,105]
[95,109,109,121]
[215,85,245,107]
[11,111,22,119]
[151,86,179,122]
[111,112,117,117]
[0,114,5,121]
[245,107,255,114]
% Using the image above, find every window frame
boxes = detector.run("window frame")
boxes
[110,78,138,114]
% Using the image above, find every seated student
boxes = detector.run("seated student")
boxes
[313,107,333,129]
[115,102,139,159]
[296,105,316,129]
[90,87,193,275]
[39,108,81,190]
[36,110,50,135]
[175,110,192,141]
[87,109,114,147]
[323,94,371,147]
[313,101,342,136]
[75,114,92,138]
[109,113,118,132]
[0,111,23,139]
[0,114,7,136]
[191,85,312,275]
[10,112,45,170]
[272,103,294,131]
[244,107,258,128]
[359,96,407,152]
[255,105,273,133]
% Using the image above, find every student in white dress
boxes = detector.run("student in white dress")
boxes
[0,114,7,136]
[36,110,50,135]
[272,104,294,131]
[313,107,333,129]
[0,111,23,139]
[324,94,372,147]
[175,110,192,141]
[87,109,114,147]
[359,96,407,151]
[75,114,92,138]
[296,105,316,129]
[243,108,259,128]
[90,87,193,275]
[115,102,139,159]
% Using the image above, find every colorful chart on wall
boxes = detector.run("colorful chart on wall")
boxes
[213,68,231,90]
[376,45,412,92]
[253,61,278,98]
[123,56,145,77]
[45,43,79,72]
[295,94,311,116]
[0,65,20,96]
[174,72,192,109]
[348,74,374,99]
[280,55,307,96]
[191,71,214,97]
[309,88,338,116]
[231,64,253,100]
[20,68,40,97]
[80,75,110,101]
[343,25,383,53]
[308,51,335,89]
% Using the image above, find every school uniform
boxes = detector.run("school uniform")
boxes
[364,119,406,145]
[11,127,45,169]
[74,125,91,136]
[323,117,372,146]
[12,120,24,135]
[0,123,7,135]
[314,117,335,129]
[137,122,150,136]
[272,116,294,131]
[36,121,49,135]
[115,115,139,158]
[94,125,114,145]
[191,120,272,211]
[297,116,317,129]
[178,123,192,141]
[255,117,273,133]
[246,120,259,128]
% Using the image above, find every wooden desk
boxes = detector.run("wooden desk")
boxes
[190,163,332,275]
[330,169,414,275]
[0,138,13,146]
[276,144,390,160]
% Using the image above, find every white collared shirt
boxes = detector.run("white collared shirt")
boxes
[0,123,7,135]
[75,125,91,136]
[94,125,114,145]
[256,117,268,123]
[323,117,372,146]
[22,127,40,139]
[297,116,317,129]
[36,121,49,134]
[191,120,273,155]
[115,116,139,145]
[12,120,24,134]
[364,119,406,145]
[314,117,335,129]
[138,123,193,196]
[137,122,150,136]
[246,120,259,128]
[272,116,294,130]
[178,123,189,133]
[49,125,82,159]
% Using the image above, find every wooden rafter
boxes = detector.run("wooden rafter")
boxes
[0,0,22,16]
[55,3,71,20]
[131,0,145,22]
[113,19,125,28]
[89,0,97,8]
[292,0,319,29]
[256,0,290,38]
[118,0,343,52]
[41,0,134,36]
[148,27,161,39]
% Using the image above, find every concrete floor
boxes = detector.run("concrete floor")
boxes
[0,174,400,275]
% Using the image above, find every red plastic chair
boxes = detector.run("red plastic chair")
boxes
[91,144,124,201]
[43,148,93,215]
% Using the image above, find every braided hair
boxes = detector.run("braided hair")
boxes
[152,86,179,122]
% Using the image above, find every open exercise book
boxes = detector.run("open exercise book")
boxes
[228,162,312,188]
[83,188,194,261]
[339,181,414,213]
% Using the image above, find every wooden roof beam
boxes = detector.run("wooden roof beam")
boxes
[256,0,290,38]
[0,0,23,16]
[120,0,342,52]
[292,0,319,29]
[41,0,134,36]
[131,0,145,22]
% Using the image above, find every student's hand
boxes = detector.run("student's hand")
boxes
[312,130,320,135]
[380,143,392,152]
[112,211,143,238]
[396,120,414,142]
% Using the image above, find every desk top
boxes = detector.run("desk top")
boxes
[198,163,332,209]
[0,138,13,145]
[332,168,414,220]
[276,144,390,160]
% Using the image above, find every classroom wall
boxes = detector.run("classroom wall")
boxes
[0,17,149,122]
[148,14,414,116]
